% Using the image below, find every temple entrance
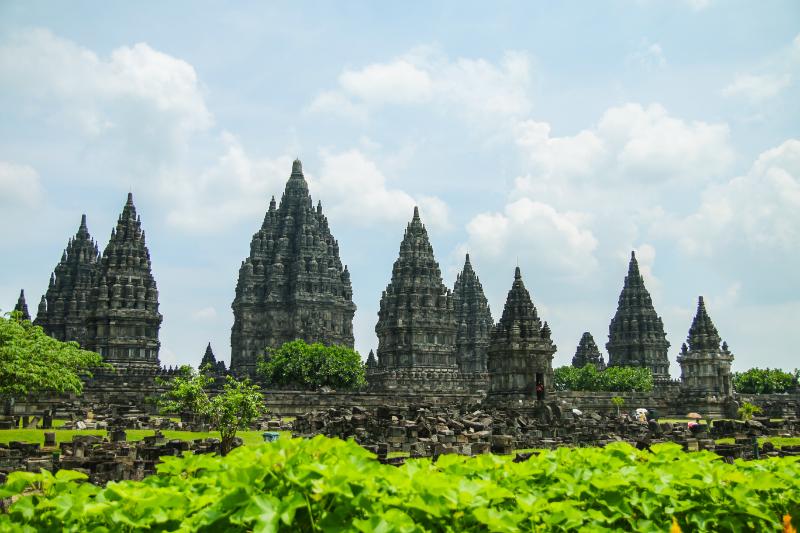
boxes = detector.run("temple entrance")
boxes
[535,373,545,401]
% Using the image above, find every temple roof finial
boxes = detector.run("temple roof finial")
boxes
[514,265,522,280]
[80,214,87,229]
[412,206,420,221]
[291,159,303,176]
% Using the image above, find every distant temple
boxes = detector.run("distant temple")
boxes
[572,332,606,370]
[200,342,227,375]
[678,296,734,396]
[453,254,493,374]
[229,160,356,377]
[13,290,30,321]
[606,251,671,382]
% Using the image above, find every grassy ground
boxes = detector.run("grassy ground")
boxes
[715,436,800,448]
[0,429,284,447]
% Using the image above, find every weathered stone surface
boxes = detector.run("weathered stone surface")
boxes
[85,194,162,370]
[606,251,671,382]
[678,296,734,396]
[13,289,30,321]
[34,214,99,347]
[370,207,461,390]
[230,160,356,376]
[453,254,493,374]
[487,267,556,402]
[572,332,606,369]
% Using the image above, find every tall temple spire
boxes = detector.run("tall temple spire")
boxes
[13,290,30,321]
[678,296,734,395]
[230,160,356,377]
[572,332,606,369]
[453,253,493,373]
[371,207,460,390]
[487,267,556,399]
[86,194,162,370]
[35,214,100,346]
[606,250,671,382]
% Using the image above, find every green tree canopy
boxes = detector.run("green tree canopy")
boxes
[554,364,654,392]
[0,311,105,399]
[259,340,367,391]
[732,368,798,394]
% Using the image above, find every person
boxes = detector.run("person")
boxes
[536,383,544,401]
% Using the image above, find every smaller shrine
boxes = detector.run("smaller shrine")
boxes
[572,332,606,370]
[678,296,734,396]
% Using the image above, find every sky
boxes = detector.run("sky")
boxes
[1,1,798,376]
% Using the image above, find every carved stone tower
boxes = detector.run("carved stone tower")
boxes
[200,342,226,374]
[230,160,356,376]
[678,296,734,396]
[370,207,461,391]
[453,253,493,374]
[487,267,556,401]
[606,251,671,382]
[34,215,99,346]
[13,290,31,321]
[572,332,606,369]
[86,194,162,370]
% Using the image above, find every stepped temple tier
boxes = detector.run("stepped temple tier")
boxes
[230,160,356,377]
[13,290,30,321]
[572,332,606,370]
[678,297,734,396]
[453,254,493,374]
[486,267,556,404]
[85,194,163,370]
[606,251,671,383]
[34,214,100,347]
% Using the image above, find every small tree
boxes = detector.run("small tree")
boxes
[732,368,796,394]
[0,311,105,401]
[158,368,264,455]
[738,401,762,422]
[611,396,625,416]
[259,340,366,390]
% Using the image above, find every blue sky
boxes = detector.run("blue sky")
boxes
[1,1,798,375]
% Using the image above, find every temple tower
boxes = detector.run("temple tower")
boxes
[678,296,734,395]
[230,160,356,376]
[453,253,493,373]
[85,194,162,370]
[487,267,556,400]
[606,251,671,382]
[200,342,226,374]
[34,215,99,346]
[572,332,606,369]
[370,207,460,390]
[13,290,31,321]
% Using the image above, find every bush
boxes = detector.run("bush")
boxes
[733,368,798,394]
[259,340,366,391]
[0,436,798,531]
[554,365,654,392]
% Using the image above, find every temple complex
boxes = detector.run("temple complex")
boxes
[572,332,606,370]
[369,207,462,391]
[452,254,493,374]
[13,290,30,321]
[34,215,99,347]
[487,267,556,402]
[606,251,671,382]
[678,296,734,396]
[84,194,162,370]
[230,160,356,377]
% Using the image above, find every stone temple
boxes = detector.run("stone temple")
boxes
[230,160,356,377]
[678,296,734,396]
[13,290,30,321]
[34,215,99,347]
[369,207,463,391]
[487,267,556,402]
[453,254,493,374]
[572,332,606,370]
[606,251,671,382]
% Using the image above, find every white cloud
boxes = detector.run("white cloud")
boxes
[0,161,44,207]
[308,47,532,124]
[722,73,791,103]
[460,198,598,279]
[661,139,800,255]
[191,306,217,321]
[627,39,666,70]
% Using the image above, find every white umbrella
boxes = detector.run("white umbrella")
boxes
[572,408,583,416]
[636,408,649,414]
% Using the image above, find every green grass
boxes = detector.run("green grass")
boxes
[0,428,287,447]
[715,436,800,448]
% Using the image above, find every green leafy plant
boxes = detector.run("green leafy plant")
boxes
[733,368,797,394]
[0,311,106,400]
[611,396,625,415]
[0,436,798,531]
[738,401,763,422]
[259,339,366,391]
[554,365,654,392]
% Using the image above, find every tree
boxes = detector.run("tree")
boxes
[738,401,762,422]
[733,368,797,394]
[0,311,105,400]
[158,367,264,455]
[259,340,367,391]
[553,365,653,392]
[611,396,625,416]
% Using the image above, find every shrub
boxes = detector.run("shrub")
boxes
[259,340,366,391]
[733,368,797,394]
[554,365,653,392]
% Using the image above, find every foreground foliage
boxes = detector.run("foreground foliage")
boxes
[260,339,366,391]
[1,436,798,532]
[0,312,105,399]
[733,367,799,394]
[554,364,654,392]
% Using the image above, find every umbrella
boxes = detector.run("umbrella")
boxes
[572,408,583,416]
[686,412,702,419]
[636,408,649,414]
